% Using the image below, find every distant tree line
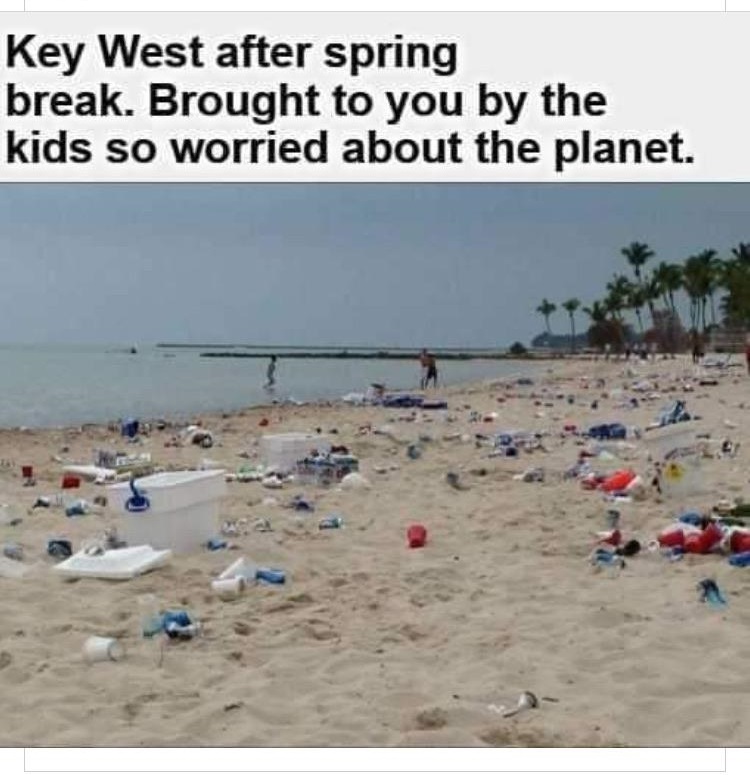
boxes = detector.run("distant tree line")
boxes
[535,241,750,353]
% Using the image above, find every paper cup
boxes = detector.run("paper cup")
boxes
[83,636,124,664]
[211,577,246,600]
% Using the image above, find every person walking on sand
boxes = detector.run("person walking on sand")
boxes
[264,355,277,390]
[424,352,439,389]
[419,348,430,389]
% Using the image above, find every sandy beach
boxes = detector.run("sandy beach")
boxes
[1,355,749,747]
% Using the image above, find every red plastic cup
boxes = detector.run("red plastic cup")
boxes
[658,526,685,548]
[407,524,427,548]
[700,521,724,552]
[61,474,80,489]
[598,529,622,547]
[683,533,705,554]
[730,531,750,554]
[22,465,33,479]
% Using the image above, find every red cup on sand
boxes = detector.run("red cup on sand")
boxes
[22,465,33,479]
[658,526,685,548]
[407,524,427,548]
[61,474,80,489]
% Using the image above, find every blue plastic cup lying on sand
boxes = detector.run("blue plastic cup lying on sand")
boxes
[728,551,750,568]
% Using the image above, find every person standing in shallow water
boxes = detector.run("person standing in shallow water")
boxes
[419,348,430,389]
[264,355,277,390]
[424,352,438,389]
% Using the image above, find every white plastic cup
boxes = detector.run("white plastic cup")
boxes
[83,636,124,664]
[211,576,246,600]
[218,557,257,584]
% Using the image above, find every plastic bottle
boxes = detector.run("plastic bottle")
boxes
[138,594,164,638]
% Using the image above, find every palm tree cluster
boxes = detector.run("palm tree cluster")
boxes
[536,241,750,352]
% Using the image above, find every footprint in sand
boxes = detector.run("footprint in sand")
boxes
[414,707,448,731]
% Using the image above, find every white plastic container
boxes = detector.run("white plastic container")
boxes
[260,433,330,473]
[107,470,226,553]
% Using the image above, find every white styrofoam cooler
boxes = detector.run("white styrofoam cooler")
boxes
[260,433,330,473]
[108,470,226,553]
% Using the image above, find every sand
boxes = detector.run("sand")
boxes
[1,356,749,747]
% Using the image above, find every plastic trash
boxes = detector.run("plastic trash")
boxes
[205,538,228,551]
[319,515,344,530]
[728,551,750,568]
[407,524,427,548]
[65,500,90,518]
[697,578,727,609]
[3,543,23,561]
[256,568,286,585]
[47,539,73,559]
[162,610,201,640]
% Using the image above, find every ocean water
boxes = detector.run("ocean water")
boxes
[0,344,537,428]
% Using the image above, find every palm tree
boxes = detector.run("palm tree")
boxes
[535,298,557,336]
[694,249,721,327]
[626,283,647,335]
[652,261,683,317]
[605,274,631,323]
[731,242,750,266]
[621,242,655,283]
[584,300,616,354]
[719,245,750,327]
[682,254,714,331]
[561,298,581,353]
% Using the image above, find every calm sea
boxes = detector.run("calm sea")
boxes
[0,344,537,428]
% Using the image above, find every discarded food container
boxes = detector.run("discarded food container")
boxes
[107,470,226,553]
[260,433,330,474]
[407,524,427,548]
[83,636,124,664]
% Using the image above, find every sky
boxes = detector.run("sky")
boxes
[0,184,748,348]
